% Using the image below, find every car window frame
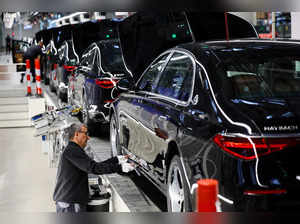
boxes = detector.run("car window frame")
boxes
[88,48,96,68]
[135,51,172,93]
[146,49,196,106]
[80,44,97,67]
[92,48,101,75]
[80,46,92,67]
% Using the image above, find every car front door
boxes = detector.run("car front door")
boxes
[118,53,171,161]
[79,47,96,106]
[138,51,195,183]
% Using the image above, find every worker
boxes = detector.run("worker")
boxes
[21,40,43,83]
[53,123,135,213]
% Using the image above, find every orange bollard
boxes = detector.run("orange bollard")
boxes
[197,179,219,212]
[35,58,42,96]
[25,59,32,96]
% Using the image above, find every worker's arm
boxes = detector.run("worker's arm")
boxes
[64,148,122,175]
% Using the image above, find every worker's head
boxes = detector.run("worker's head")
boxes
[69,123,90,149]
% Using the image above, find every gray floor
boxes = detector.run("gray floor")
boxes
[0,54,57,212]
[0,128,57,212]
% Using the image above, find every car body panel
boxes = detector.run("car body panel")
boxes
[112,38,300,211]
[70,39,131,124]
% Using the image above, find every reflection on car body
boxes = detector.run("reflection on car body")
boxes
[111,37,300,212]
[56,40,79,104]
[69,38,131,132]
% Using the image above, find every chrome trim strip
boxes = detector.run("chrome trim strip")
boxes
[71,40,80,64]
[65,41,69,61]
[242,134,268,188]
[218,194,234,205]
[134,49,196,107]
[195,60,252,135]
[119,110,156,136]
[50,40,57,55]
[190,183,198,195]
[180,156,191,190]
[134,50,173,88]
[195,61,268,187]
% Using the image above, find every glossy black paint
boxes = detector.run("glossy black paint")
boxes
[118,12,257,83]
[112,40,300,211]
[69,39,131,125]
[56,40,79,102]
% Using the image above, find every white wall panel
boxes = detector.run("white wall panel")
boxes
[291,12,300,39]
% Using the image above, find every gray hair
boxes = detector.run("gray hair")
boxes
[68,123,84,140]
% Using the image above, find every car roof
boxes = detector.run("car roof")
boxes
[175,38,300,56]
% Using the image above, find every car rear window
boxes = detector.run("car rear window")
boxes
[99,41,127,73]
[217,55,300,99]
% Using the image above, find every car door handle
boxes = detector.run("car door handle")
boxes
[158,115,168,121]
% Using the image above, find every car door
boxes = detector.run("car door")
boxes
[178,62,220,190]
[73,48,89,105]
[119,53,171,161]
[86,48,101,107]
[137,51,195,182]
[78,46,96,106]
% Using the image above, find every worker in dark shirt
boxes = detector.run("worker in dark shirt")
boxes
[53,123,134,213]
[21,40,43,83]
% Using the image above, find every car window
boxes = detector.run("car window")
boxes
[98,40,127,73]
[66,41,79,65]
[80,47,95,67]
[154,52,194,101]
[217,57,300,99]
[136,53,170,92]
[93,51,100,74]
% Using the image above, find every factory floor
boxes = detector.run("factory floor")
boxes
[0,53,57,212]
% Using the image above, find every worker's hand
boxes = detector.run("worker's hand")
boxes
[117,155,129,164]
[121,162,135,173]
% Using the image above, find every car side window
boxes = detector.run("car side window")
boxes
[136,53,170,92]
[93,51,100,74]
[80,47,95,67]
[154,52,194,101]
[87,49,95,66]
